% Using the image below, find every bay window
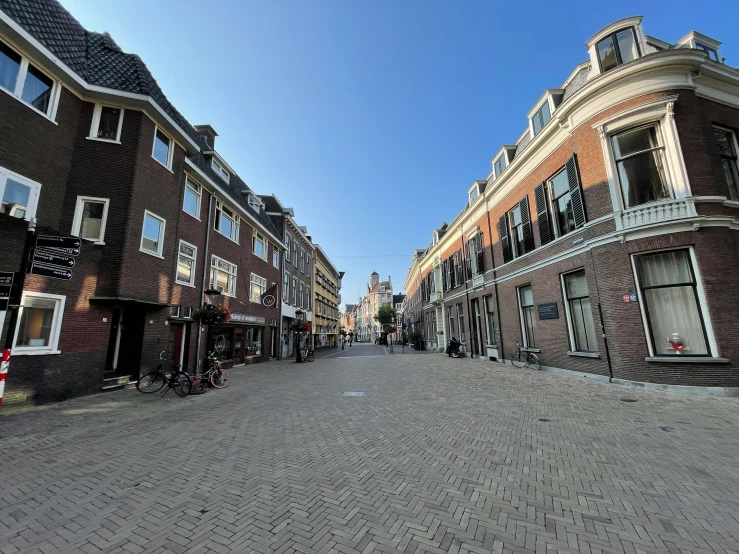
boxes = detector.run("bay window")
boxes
[633,249,711,356]
[611,124,670,209]
[562,270,597,352]
[210,255,237,296]
[518,285,538,348]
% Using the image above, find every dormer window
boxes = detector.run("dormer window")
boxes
[248,194,261,211]
[493,154,506,178]
[211,159,230,183]
[696,43,718,62]
[468,186,479,205]
[596,28,640,73]
[432,231,439,246]
[531,102,551,135]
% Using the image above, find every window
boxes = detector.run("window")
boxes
[292,242,298,267]
[518,285,538,348]
[273,246,280,268]
[253,230,267,261]
[210,255,237,296]
[12,292,66,354]
[72,196,109,244]
[0,40,58,118]
[456,303,465,344]
[152,127,173,168]
[89,104,124,142]
[634,249,710,356]
[291,277,297,305]
[283,272,289,299]
[548,169,575,237]
[183,177,201,219]
[493,154,506,178]
[285,234,292,262]
[211,159,230,183]
[505,198,535,259]
[176,240,197,286]
[300,249,305,273]
[299,282,304,308]
[140,210,165,257]
[611,125,670,209]
[250,273,267,303]
[0,166,40,221]
[535,155,586,246]
[306,285,311,310]
[562,270,597,352]
[215,200,239,242]
[171,306,181,318]
[306,255,311,274]
[468,187,479,205]
[248,195,261,211]
[484,295,497,345]
[696,43,718,61]
[531,101,551,136]
[447,306,456,340]
[183,306,193,319]
[713,127,739,201]
[597,28,640,73]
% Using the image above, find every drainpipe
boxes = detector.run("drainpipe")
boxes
[459,224,475,358]
[484,209,505,363]
[195,193,214,375]
[590,249,613,382]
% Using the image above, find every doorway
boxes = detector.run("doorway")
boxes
[233,327,245,364]
[471,298,484,358]
[167,323,184,367]
[106,304,146,378]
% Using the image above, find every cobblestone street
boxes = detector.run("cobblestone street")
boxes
[2,346,739,553]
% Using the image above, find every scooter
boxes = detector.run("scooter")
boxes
[446,337,462,358]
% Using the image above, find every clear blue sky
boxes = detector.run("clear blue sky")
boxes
[61,0,738,307]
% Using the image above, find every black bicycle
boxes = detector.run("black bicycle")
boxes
[300,346,315,362]
[136,351,192,397]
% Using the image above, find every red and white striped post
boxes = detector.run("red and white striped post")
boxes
[0,348,9,408]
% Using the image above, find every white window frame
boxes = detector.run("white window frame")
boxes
[300,248,305,273]
[88,103,124,143]
[71,195,110,244]
[299,282,304,308]
[0,166,41,222]
[285,234,292,262]
[272,245,280,268]
[248,194,261,211]
[252,229,267,261]
[517,284,537,348]
[12,291,66,355]
[593,97,692,227]
[151,125,174,170]
[0,39,61,121]
[468,184,479,206]
[528,95,554,137]
[291,277,297,305]
[211,158,230,183]
[293,242,298,268]
[210,254,237,297]
[306,285,311,311]
[249,272,267,303]
[283,272,289,299]
[560,269,597,353]
[182,177,201,220]
[215,200,240,243]
[139,210,166,258]
[630,246,718,359]
[175,239,198,287]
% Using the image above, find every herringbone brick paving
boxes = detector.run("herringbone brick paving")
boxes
[1,345,739,553]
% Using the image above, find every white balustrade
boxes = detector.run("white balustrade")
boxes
[620,198,696,229]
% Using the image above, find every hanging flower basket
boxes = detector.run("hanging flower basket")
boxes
[289,320,311,333]
[192,305,231,325]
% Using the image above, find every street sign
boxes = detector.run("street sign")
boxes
[28,262,73,281]
[43,246,80,256]
[35,235,81,252]
[0,272,13,286]
[0,272,14,311]
[32,249,75,268]
[538,303,559,320]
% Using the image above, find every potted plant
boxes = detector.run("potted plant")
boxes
[192,305,231,325]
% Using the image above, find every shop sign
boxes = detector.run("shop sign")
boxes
[537,303,559,320]
[229,313,266,324]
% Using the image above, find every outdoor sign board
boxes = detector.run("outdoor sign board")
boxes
[32,250,75,268]
[28,263,73,281]
[537,302,559,320]
[229,313,266,324]
[0,271,13,311]
[35,235,81,251]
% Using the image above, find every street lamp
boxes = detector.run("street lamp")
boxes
[295,309,304,363]
[204,287,222,307]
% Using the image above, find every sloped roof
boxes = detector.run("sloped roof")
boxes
[369,281,391,293]
[0,0,282,240]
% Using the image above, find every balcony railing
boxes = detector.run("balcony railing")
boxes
[618,198,697,230]
[429,291,442,305]
[472,274,484,288]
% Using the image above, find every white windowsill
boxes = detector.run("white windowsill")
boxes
[86,136,121,145]
[175,280,196,288]
[12,349,62,356]
[139,248,164,259]
[645,356,729,364]
[0,85,58,124]
[568,351,601,358]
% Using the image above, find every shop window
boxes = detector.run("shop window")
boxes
[246,328,262,356]
[12,292,66,354]
[633,249,711,356]
[518,285,538,348]
[562,270,598,352]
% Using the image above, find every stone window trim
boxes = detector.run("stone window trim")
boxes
[593,95,691,229]
[11,291,66,356]
[71,195,110,245]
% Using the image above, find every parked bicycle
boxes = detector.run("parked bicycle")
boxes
[509,340,541,370]
[300,346,315,362]
[202,351,231,388]
[136,351,192,397]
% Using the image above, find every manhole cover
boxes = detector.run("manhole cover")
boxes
[342,392,365,397]
[620,399,638,403]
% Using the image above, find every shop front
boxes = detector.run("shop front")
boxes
[207,312,270,366]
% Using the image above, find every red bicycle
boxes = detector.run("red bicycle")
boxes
[202,350,231,388]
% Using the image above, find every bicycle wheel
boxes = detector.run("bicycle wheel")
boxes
[172,372,192,397]
[210,368,230,389]
[189,377,209,395]
[306,351,314,362]
[510,349,527,368]
[527,353,541,371]
[136,371,166,393]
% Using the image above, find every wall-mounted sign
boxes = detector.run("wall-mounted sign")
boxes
[0,272,14,286]
[32,249,75,268]
[229,313,266,324]
[36,235,81,252]
[623,293,638,303]
[537,303,559,320]
[572,236,584,246]
[28,263,72,280]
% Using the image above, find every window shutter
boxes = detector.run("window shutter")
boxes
[498,215,512,263]
[456,249,463,284]
[534,183,552,246]
[464,241,472,279]
[520,195,535,253]
[442,260,448,291]
[566,154,586,228]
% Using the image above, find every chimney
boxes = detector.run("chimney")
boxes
[194,125,218,149]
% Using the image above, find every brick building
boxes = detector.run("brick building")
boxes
[403,17,739,392]
[0,0,286,405]
[312,245,342,348]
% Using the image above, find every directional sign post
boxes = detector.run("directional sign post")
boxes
[28,236,80,281]
[28,263,73,281]
[31,249,75,268]
[35,235,81,251]
[0,272,13,311]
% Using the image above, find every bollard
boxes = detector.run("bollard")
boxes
[0,348,9,408]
